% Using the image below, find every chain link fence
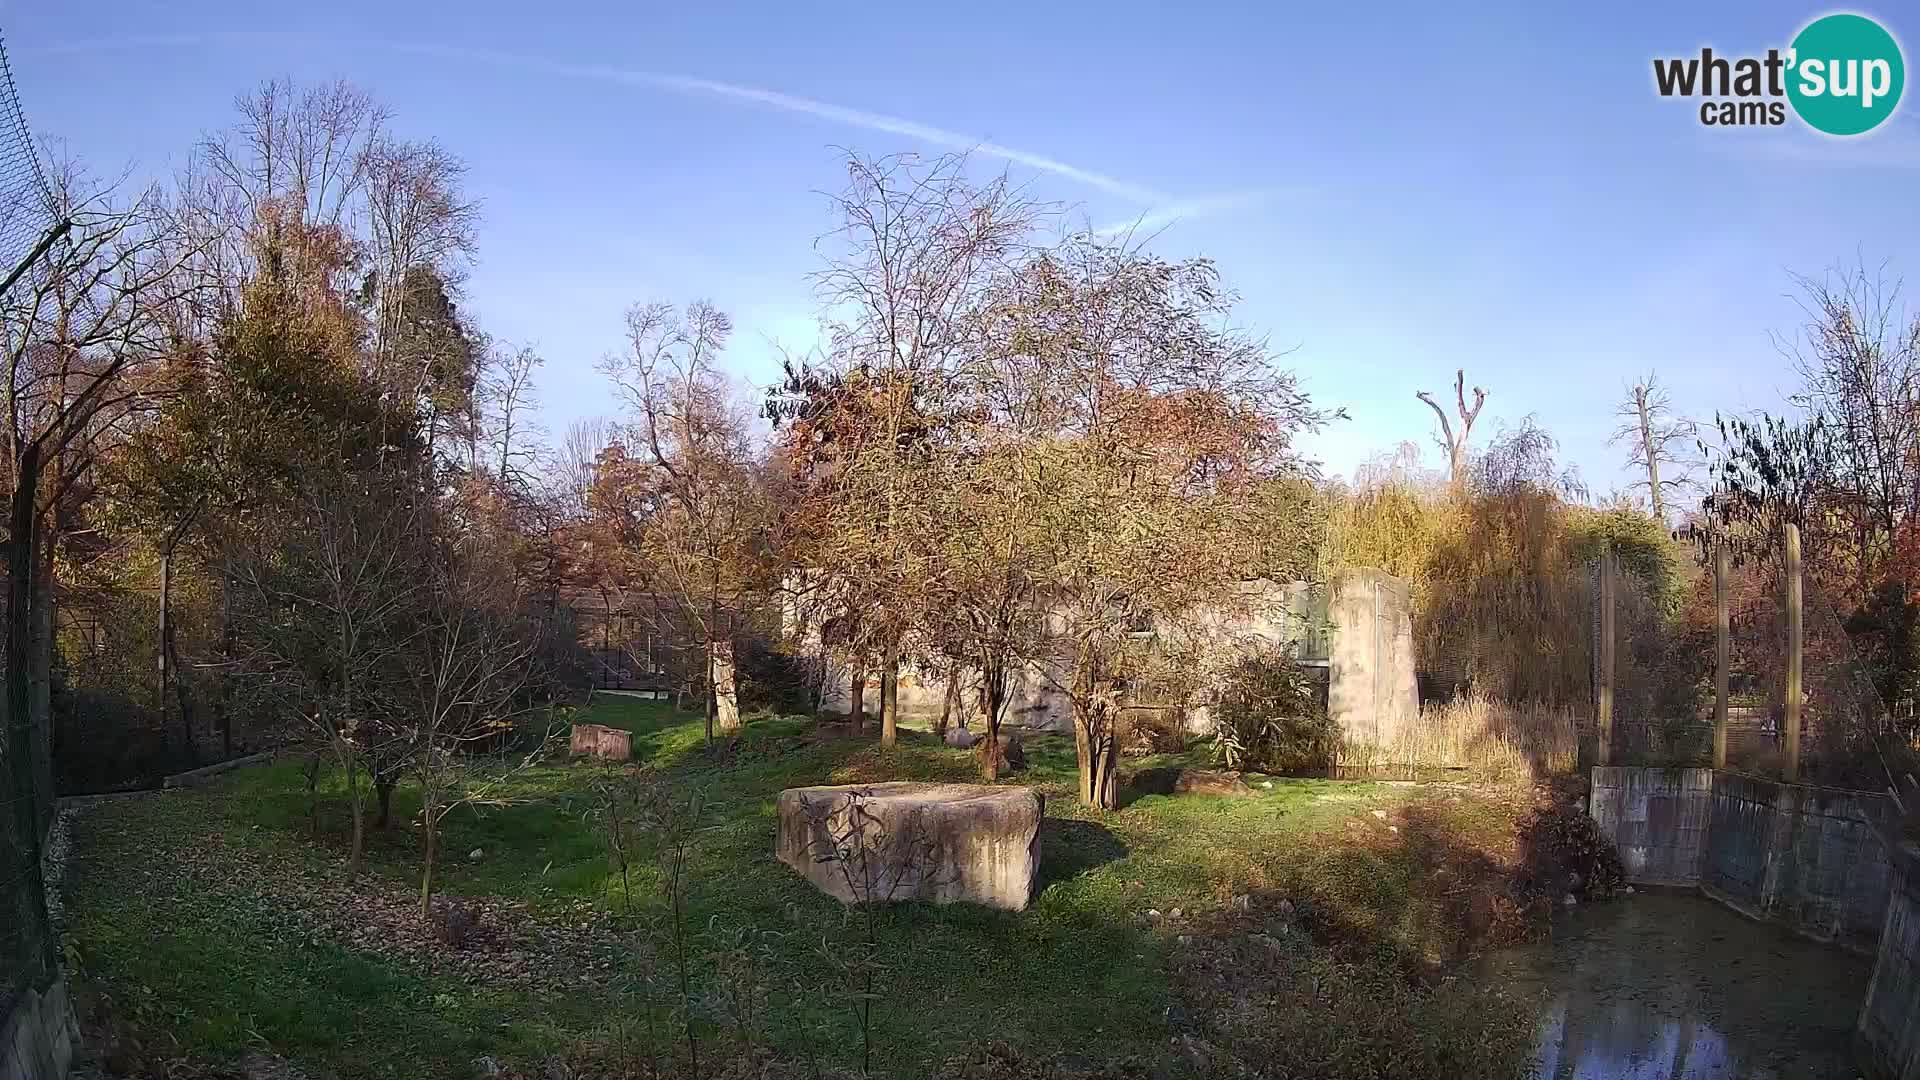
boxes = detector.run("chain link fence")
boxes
[1596,541,1901,791]
[0,23,64,1019]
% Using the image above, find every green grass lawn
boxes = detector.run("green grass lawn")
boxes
[62,696,1538,1079]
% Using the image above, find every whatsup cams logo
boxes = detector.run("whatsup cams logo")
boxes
[1653,12,1905,135]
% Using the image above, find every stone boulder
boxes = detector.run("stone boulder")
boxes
[944,726,976,749]
[569,723,631,761]
[776,782,1042,911]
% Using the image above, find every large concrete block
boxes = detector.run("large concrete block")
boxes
[1328,568,1418,753]
[776,782,1042,911]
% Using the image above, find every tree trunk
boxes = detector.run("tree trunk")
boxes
[159,546,189,760]
[218,563,235,758]
[29,537,53,838]
[164,605,194,760]
[1071,657,1122,810]
[977,657,1005,783]
[305,753,323,838]
[345,747,366,877]
[981,685,998,782]
[880,644,899,748]
[1638,388,1665,521]
[710,637,740,735]
[934,668,960,740]
[848,661,867,734]
[420,802,438,917]
[703,644,717,744]
[1074,708,1121,810]
[375,771,397,830]
[2,442,56,985]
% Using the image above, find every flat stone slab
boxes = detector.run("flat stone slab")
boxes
[776,782,1042,911]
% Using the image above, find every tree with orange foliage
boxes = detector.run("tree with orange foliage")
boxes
[968,238,1338,808]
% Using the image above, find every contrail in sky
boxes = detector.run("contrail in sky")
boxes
[383,42,1173,204]
[1093,189,1291,237]
[34,35,1281,214]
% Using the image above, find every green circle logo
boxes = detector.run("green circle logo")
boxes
[1787,13,1905,135]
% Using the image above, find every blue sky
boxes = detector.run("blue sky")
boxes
[7,0,1919,495]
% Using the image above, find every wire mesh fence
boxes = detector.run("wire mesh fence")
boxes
[0,24,62,1018]
[1593,534,1903,792]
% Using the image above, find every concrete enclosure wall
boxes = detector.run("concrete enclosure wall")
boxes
[1589,766,1892,948]
[1860,849,1920,1079]
[0,974,78,1080]
[1591,766,1918,1075]
[1327,569,1419,753]
[808,570,1416,742]
[1702,772,1893,949]
[1589,767,1713,886]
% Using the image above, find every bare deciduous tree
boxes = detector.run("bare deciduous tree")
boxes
[1416,368,1487,488]
[2,163,204,803]
[782,152,1044,745]
[228,472,423,877]
[406,523,550,914]
[1783,263,1920,595]
[599,301,772,741]
[193,80,388,305]
[1609,373,1699,521]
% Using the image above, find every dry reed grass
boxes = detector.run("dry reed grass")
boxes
[1339,691,1581,782]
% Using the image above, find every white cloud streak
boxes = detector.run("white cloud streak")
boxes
[381,43,1176,205]
[1092,189,1293,237]
[35,35,1286,227]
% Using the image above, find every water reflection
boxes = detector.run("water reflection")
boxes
[1479,894,1867,1079]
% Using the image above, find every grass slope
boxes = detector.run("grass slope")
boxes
[63,697,1538,1078]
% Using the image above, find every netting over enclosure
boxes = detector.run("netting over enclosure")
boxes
[0,31,53,281]
[0,25,62,1015]
[1593,534,1902,791]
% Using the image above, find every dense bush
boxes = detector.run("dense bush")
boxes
[734,635,819,714]
[1212,650,1336,775]
[1517,803,1626,899]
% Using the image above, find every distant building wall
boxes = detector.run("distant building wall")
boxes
[804,571,1412,742]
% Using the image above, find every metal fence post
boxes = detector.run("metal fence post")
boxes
[1598,544,1615,767]
[1714,545,1730,770]
[1785,524,1802,782]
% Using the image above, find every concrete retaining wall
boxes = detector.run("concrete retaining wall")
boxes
[0,974,77,1080]
[1589,767,1713,886]
[1702,772,1893,949]
[1861,847,1920,1079]
[1590,766,1920,1076]
[1590,766,1892,948]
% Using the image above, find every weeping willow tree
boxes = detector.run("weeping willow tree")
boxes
[1326,421,1688,712]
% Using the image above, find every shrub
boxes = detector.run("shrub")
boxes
[1120,707,1187,757]
[734,636,817,714]
[1517,803,1626,899]
[1213,651,1336,775]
